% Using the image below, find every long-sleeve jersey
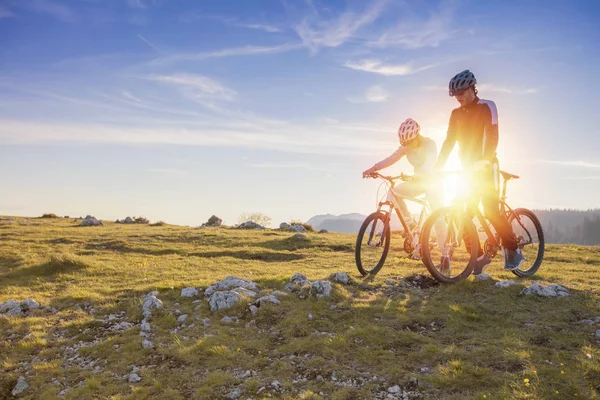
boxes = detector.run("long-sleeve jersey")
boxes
[436,96,499,169]
[373,136,438,176]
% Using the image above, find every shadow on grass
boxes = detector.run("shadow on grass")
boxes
[189,251,304,262]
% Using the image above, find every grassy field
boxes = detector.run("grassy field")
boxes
[1,216,599,399]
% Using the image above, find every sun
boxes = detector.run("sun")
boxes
[442,154,466,206]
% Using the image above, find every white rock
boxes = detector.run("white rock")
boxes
[11,376,28,396]
[255,295,281,306]
[475,273,492,281]
[141,292,163,319]
[205,277,258,299]
[177,314,188,324]
[272,291,288,297]
[494,280,517,288]
[595,329,600,339]
[225,388,242,399]
[329,272,351,284]
[308,314,313,320]
[58,388,70,396]
[142,340,154,349]
[201,318,211,328]
[233,287,258,298]
[279,222,291,230]
[249,305,258,316]
[128,373,142,383]
[181,287,199,298]
[80,216,102,226]
[208,291,242,312]
[221,316,238,324]
[271,380,281,389]
[521,283,570,297]
[21,299,41,310]
[141,320,151,332]
[238,221,265,229]
[284,273,311,292]
[0,300,20,313]
[6,305,24,317]
[310,280,332,298]
[388,385,401,394]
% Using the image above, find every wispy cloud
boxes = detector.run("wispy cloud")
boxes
[136,34,159,52]
[477,84,538,95]
[15,0,77,22]
[344,59,436,76]
[149,43,301,65]
[294,0,389,53]
[536,160,600,169]
[369,1,457,49]
[347,85,389,103]
[178,12,281,33]
[127,0,149,9]
[234,23,281,33]
[145,73,237,101]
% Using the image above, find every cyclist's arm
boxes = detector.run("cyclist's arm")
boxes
[372,146,408,171]
[435,111,458,169]
[480,100,499,162]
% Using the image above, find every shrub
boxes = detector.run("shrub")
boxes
[290,220,315,232]
[149,221,166,227]
[41,213,59,218]
[238,212,271,227]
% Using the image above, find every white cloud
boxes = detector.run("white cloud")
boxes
[233,23,281,33]
[344,59,435,76]
[347,85,389,103]
[149,43,301,65]
[146,74,237,101]
[536,160,600,169]
[14,0,77,22]
[477,84,539,95]
[294,0,388,53]
[136,34,159,52]
[178,12,281,33]
[369,1,456,49]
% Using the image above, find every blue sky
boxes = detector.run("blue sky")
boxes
[1,0,599,225]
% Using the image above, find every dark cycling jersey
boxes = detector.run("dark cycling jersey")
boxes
[436,96,499,168]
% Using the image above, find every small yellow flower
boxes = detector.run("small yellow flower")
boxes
[524,378,530,383]
[258,350,262,354]
[560,362,564,366]
[483,396,486,399]
[525,383,530,387]
[561,370,564,374]
[237,347,240,352]
[556,391,559,394]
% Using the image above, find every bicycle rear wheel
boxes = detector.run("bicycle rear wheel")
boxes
[508,208,544,277]
[355,212,391,276]
[420,207,478,283]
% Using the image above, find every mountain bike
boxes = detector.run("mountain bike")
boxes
[355,172,432,276]
[420,169,545,283]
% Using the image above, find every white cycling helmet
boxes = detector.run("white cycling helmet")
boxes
[449,69,477,96]
[398,118,420,146]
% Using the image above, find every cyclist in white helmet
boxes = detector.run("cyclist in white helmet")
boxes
[363,118,442,230]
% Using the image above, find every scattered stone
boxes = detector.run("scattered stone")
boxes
[141,292,163,319]
[249,305,258,316]
[284,273,311,292]
[595,329,600,339]
[128,373,142,383]
[80,215,103,226]
[21,299,40,310]
[205,276,258,298]
[318,229,328,233]
[279,222,291,230]
[11,376,28,396]
[142,340,154,349]
[181,287,199,298]
[255,295,281,306]
[308,314,313,320]
[271,380,282,390]
[206,215,223,227]
[290,224,307,233]
[388,385,401,394]
[177,314,188,324]
[208,291,242,312]
[521,283,570,297]
[272,290,288,297]
[329,272,351,284]
[201,318,211,328]
[141,320,151,332]
[232,287,258,298]
[110,322,133,332]
[475,273,492,281]
[494,280,517,288]
[225,388,242,399]
[221,316,238,324]
[58,388,70,396]
[0,300,20,313]
[420,367,430,373]
[238,221,265,229]
[310,280,332,298]
[293,233,307,239]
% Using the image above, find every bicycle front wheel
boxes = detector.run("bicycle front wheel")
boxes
[420,207,478,283]
[509,208,545,277]
[355,212,391,276]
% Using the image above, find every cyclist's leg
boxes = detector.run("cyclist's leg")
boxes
[481,162,518,251]
[391,181,422,224]
[425,181,449,256]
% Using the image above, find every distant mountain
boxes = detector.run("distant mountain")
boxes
[308,209,600,244]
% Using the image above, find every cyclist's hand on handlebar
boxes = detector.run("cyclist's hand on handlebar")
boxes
[362,167,378,178]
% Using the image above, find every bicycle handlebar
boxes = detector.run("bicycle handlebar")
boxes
[365,172,413,183]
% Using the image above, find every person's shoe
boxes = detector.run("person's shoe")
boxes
[437,256,451,275]
[473,255,492,276]
[504,249,525,271]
